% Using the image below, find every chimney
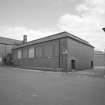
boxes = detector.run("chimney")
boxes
[23,35,27,44]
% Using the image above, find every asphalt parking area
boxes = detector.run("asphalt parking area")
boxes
[0,66,105,105]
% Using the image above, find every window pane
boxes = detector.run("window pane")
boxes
[23,47,27,58]
[54,45,59,56]
[28,47,34,58]
[44,45,53,57]
[36,47,42,57]
[17,50,22,59]
[6,45,12,54]
[13,50,17,60]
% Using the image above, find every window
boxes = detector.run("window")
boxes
[44,44,53,57]
[23,47,27,58]
[17,50,22,59]
[6,45,12,54]
[36,47,42,57]
[12,50,16,60]
[28,47,34,58]
[54,45,59,56]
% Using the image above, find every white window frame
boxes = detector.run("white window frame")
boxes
[17,50,22,59]
[23,48,27,58]
[28,47,34,58]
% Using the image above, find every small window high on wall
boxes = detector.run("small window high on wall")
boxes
[17,50,22,59]
[28,47,34,58]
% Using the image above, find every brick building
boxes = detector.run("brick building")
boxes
[94,50,105,67]
[0,36,21,65]
[12,32,94,72]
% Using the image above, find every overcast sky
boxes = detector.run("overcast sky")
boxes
[0,0,105,51]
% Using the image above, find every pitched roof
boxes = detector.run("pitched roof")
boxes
[0,36,21,45]
[13,31,94,49]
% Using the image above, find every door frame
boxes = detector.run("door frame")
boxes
[71,60,76,70]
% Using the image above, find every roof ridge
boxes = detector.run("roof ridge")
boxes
[64,31,89,44]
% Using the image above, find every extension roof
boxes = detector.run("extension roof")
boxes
[0,36,22,45]
[13,31,94,49]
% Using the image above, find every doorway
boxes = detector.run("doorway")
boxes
[91,61,94,68]
[71,60,76,69]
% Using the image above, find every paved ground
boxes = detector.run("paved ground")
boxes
[0,66,105,105]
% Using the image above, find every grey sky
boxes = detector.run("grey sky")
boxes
[0,0,105,51]
[0,0,82,29]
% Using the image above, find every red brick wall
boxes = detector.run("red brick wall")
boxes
[12,39,60,71]
[67,37,94,71]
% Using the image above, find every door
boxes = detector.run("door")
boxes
[91,61,94,68]
[71,60,76,69]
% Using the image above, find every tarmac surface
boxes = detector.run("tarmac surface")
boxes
[0,66,105,105]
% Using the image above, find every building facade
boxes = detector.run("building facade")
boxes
[0,37,21,65]
[12,32,94,72]
[94,51,105,67]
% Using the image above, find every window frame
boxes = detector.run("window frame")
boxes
[36,46,43,58]
[22,47,27,59]
[28,47,35,58]
[44,44,54,57]
[17,49,22,59]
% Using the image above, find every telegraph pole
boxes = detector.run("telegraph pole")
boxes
[102,28,105,67]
